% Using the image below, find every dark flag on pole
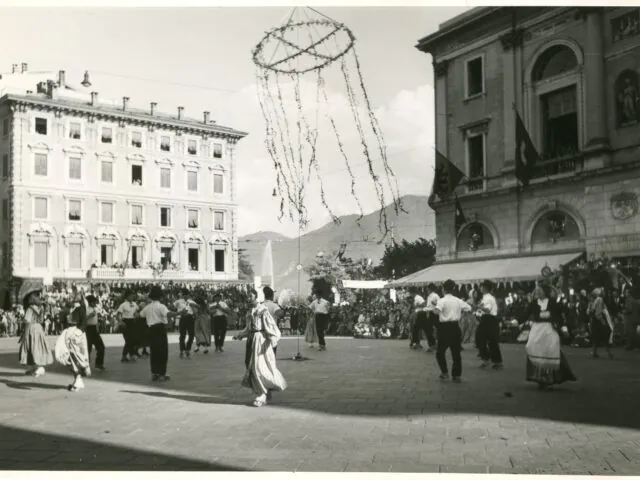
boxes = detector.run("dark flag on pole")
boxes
[515,109,541,187]
[455,195,466,232]
[429,150,465,205]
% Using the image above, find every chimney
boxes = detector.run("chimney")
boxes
[26,90,33,95]
[177,106,184,120]
[91,92,98,106]
[203,111,210,124]
[21,63,27,73]
[122,97,130,111]
[11,64,18,74]
[58,70,66,88]
[150,102,157,116]
[47,80,58,99]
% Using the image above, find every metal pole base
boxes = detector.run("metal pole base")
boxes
[290,352,310,361]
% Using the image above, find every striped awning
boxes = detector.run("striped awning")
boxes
[386,252,584,288]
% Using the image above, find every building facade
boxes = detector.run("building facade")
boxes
[0,66,247,293]
[417,7,640,271]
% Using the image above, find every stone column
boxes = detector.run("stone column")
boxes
[433,60,448,158]
[500,28,524,169]
[583,9,609,159]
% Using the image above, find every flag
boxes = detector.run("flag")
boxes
[455,195,466,232]
[429,150,465,205]
[515,109,540,187]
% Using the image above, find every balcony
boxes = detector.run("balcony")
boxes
[532,150,582,180]
[88,267,232,282]
[466,177,485,194]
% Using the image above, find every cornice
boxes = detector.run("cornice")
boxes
[1,94,248,141]
[499,28,525,51]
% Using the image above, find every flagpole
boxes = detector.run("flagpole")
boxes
[513,7,522,255]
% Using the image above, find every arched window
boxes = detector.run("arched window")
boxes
[531,211,580,245]
[457,222,495,253]
[615,70,640,127]
[532,45,578,82]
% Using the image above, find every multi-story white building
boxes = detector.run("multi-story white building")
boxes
[0,64,247,296]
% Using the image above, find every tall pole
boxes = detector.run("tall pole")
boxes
[513,7,522,255]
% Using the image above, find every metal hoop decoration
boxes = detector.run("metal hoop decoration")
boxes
[252,20,356,75]
[541,266,553,278]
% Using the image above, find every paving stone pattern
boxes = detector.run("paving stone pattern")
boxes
[0,334,639,473]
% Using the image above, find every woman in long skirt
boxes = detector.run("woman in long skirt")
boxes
[460,289,479,346]
[193,298,212,354]
[234,290,287,407]
[55,322,91,392]
[525,284,576,390]
[588,288,614,359]
[18,280,54,377]
[304,311,319,347]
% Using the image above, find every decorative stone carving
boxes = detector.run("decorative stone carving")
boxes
[611,9,640,43]
[615,70,640,127]
[611,191,638,221]
[499,28,524,51]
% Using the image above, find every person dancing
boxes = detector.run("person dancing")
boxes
[193,296,212,354]
[525,283,576,390]
[262,287,283,356]
[233,289,287,407]
[55,304,91,392]
[174,289,197,358]
[18,280,54,377]
[588,287,614,359]
[309,292,331,351]
[116,291,139,363]
[209,293,231,353]
[477,280,504,370]
[84,294,106,372]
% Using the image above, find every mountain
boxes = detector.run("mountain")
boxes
[238,195,435,293]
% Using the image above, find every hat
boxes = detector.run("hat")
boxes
[18,279,44,304]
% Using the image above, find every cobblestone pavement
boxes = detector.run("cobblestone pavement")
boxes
[0,334,639,474]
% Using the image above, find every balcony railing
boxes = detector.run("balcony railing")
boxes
[89,267,230,281]
[532,151,582,180]
[466,177,485,193]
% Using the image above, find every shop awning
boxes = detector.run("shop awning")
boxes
[340,280,389,289]
[386,252,584,288]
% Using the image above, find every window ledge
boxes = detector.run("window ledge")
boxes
[463,92,486,103]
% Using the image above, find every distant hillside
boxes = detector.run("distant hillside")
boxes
[239,195,435,293]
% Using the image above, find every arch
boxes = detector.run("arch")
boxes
[125,227,150,243]
[62,224,89,245]
[154,231,178,245]
[209,233,230,246]
[524,202,586,247]
[28,222,57,241]
[615,69,640,127]
[455,218,498,253]
[95,226,120,241]
[183,232,205,245]
[532,44,578,82]
[525,38,584,85]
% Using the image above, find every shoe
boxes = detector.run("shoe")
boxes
[266,391,272,401]
[95,365,105,372]
[319,345,326,351]
[152,374,160,382]
[252,394,267,407]
[492,363,504,371]
[425,347,434,353]
[452,377,461,383]
[186,351,191,358]
[479,361,491,368]
[203,349,209,354]
[219,347,224,353]
[159,375,170,382]
[121,357,129,363]
[142,351,149,357]
[439,373,449,380]
[194,348,200,353]
[33,367,45,378]
[179,352,184,359]
[129,356,137,363]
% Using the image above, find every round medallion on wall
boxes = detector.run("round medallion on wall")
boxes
[611,192,639,221]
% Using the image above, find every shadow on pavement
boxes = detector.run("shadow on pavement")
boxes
[0,424,248,471]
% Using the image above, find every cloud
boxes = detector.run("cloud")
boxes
[214,71,436,238]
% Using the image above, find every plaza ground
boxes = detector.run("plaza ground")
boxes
[0,333,639,473]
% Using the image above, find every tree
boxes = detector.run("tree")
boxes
[375,237,436,280]
[238,249,255,281]
[305,251,379,300]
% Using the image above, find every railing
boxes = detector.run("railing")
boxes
[466,177,485,193]
[88,267,231,281]
[531,153,582,180]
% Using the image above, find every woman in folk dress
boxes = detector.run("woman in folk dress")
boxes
[18,280,54,377]
[234,290,287,407]
[525,284,576,390]
[193,297,212,354]
[55,318,91,392]
[588,288,614,359]
[304,309,319,348]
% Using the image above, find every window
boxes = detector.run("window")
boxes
[131,131,142,148]
[213,143,223,158]
[160,207,171,227]
[188,248,199,271]
[187,209,199,229]
[2,242,7,268]
[100,245,114,266]
[69,243,82,269]
[131,246,143,267]
[101,127,113,144]
[187,171,198,192]
[69,122,81,140]
[2,154,8,177]
[160,246,172,268]
[213,173,224,194]
[34,241,48,268]
[160,168,171,189]
[532,211,580,245]
[465,56,484,97]
[214,249,225,272]
[214,211,225,231]
[68,200,81,222]
[101,202,114,224]
[34,153,47,176]
[2,199,7,221]
[131,205,143,226]
[131,164,143,185]
[187,139,197,155]
[457,222,495,253]
[101,161,113,183]
[2,118,8,136]
[541,86,578,159]
[160,136,171,152]
[35,117,47,135]
[69,157,82,180]
[533,45,577,82]
[467,134,485,179]
[34,197,48,220]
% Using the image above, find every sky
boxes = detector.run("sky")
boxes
[0,5,468,237]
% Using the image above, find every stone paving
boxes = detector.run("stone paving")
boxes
[0,333,640,473]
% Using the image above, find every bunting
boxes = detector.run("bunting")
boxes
[515,109,541,187]
[429,150,465,205]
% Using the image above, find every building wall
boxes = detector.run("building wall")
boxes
[426,7,640,263]
[3,99,243,282]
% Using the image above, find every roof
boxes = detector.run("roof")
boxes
[386,251,584,287]
[1,92,248,139]
[415,7,499,54]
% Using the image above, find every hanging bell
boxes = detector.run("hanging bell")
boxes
[272,188,277,197]
[81,71,92,88]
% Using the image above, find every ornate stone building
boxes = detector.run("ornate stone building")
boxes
[397,7,640,285]
[0,65,247,296]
